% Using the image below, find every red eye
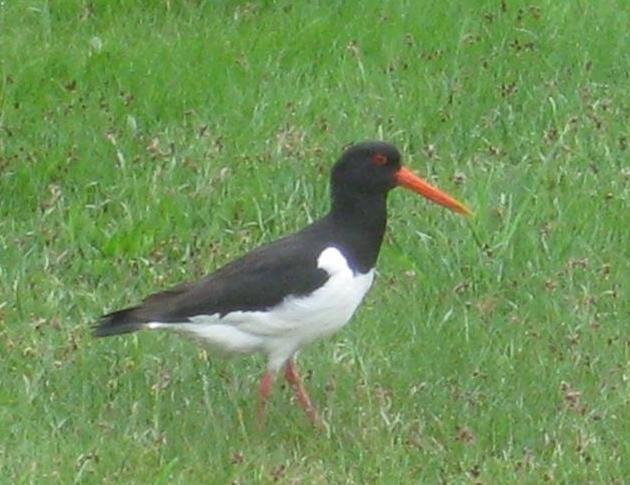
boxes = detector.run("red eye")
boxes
[372,153,387,166]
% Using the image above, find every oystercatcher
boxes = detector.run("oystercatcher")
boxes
[94,141,471,426]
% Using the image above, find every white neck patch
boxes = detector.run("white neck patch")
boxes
[317,246,353,275]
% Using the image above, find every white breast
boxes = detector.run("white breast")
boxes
[249,246,374,338]
[147,246,374,370]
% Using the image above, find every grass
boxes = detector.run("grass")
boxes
[1,0,628,482]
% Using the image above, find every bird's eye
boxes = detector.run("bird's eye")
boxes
[372,154,388,166]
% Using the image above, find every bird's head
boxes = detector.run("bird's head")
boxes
[332,141,472,216]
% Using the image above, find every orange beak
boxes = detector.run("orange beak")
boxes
[394,166,472,216]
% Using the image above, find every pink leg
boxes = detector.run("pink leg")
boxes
[284,359,322,426]
[257,370,275,428]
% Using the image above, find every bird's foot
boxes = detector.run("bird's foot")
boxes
[284,359,324,429]
[256,370,275,430]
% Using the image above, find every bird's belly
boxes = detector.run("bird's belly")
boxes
[159,268,374,351]
[147,320,266,355]
[237,266,375,343]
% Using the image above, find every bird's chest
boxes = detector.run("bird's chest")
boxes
[282,265,374,336]
[259,247,375,341]
[233,247,375,343]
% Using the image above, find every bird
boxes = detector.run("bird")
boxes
[94,141,471,426]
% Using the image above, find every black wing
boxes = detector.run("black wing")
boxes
[94,224,330,337]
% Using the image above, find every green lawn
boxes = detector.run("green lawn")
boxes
[1,0,628,482]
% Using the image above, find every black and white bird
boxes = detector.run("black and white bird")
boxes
[94,141,471,425]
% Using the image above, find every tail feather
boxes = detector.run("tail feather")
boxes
[93,307,146,337]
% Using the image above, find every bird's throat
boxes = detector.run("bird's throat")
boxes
[329,190,388,272]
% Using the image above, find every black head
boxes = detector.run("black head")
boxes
[331,141,402,195]
[330,140,473,216]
